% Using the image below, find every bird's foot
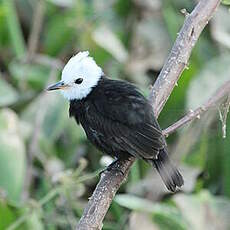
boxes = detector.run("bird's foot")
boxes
[99,158,125,176]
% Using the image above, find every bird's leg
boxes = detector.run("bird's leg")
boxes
[106,158,121,171]
[100,157,125,176]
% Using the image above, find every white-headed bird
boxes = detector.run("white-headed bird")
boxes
[47,51,184,192]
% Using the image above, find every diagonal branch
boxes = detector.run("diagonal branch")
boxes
[149,0,220,117]
[163,80,230,137]
[76,0,221,229]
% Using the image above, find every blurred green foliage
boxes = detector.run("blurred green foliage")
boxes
[0,0,230,229]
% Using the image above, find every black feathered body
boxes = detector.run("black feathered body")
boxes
[69,76,183,192]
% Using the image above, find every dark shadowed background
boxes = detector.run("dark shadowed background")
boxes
[0,0,230,229]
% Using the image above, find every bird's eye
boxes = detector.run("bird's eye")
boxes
[74,78,83,84]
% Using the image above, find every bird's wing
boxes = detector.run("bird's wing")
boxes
[87,80,165,159]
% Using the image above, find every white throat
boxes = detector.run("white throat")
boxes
[60,51,103,100]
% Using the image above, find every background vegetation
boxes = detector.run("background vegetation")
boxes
[0,0,230,229]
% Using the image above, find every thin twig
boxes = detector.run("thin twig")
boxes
[76,0,221,229]
[163,81,230,137]
[218,93,230,138]
[27,0,45,61]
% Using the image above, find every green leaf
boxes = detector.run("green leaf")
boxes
[223,115,230,197]
[43,12,75,56]
[42,96,68,141]
[187,54,230,110]
[0,109,26,203]
[115,194,158,212]
[92,24,128,63]
[211,6,230,48]
[129,160,141,184]
[0,77,19,107]
[26,211,44,230]
[0,3,9,48]
[21,89,85,163]
[9,61,51,90]
[153,213,186,230]
[174,191,230,229]
[0,201,16,229]
[2,0,26,58]
[115,194,188,229]
[22,93,68,140]
[184,133,208,168]
[222,0,230,5]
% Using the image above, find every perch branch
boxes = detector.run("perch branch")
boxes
[163,80,230,137]
[76,0,221,229]
[149,0,220,117]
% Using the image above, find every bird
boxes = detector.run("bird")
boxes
[47,51,184,192]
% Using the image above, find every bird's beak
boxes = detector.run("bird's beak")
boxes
[47,81,70,91]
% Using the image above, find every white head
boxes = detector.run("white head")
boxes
[47,51,103,100]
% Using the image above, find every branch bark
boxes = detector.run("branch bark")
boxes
[163,81,230,137]
[76,0,221,229]
[149,0,220,117]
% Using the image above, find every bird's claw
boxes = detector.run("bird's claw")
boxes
[99,159,125,176]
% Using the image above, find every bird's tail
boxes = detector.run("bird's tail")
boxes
[151,148,184,192]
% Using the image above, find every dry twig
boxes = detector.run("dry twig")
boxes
[76,0,221,229]
[218,94,230,138]
[27,0,45,61]
[163,81,230,137]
